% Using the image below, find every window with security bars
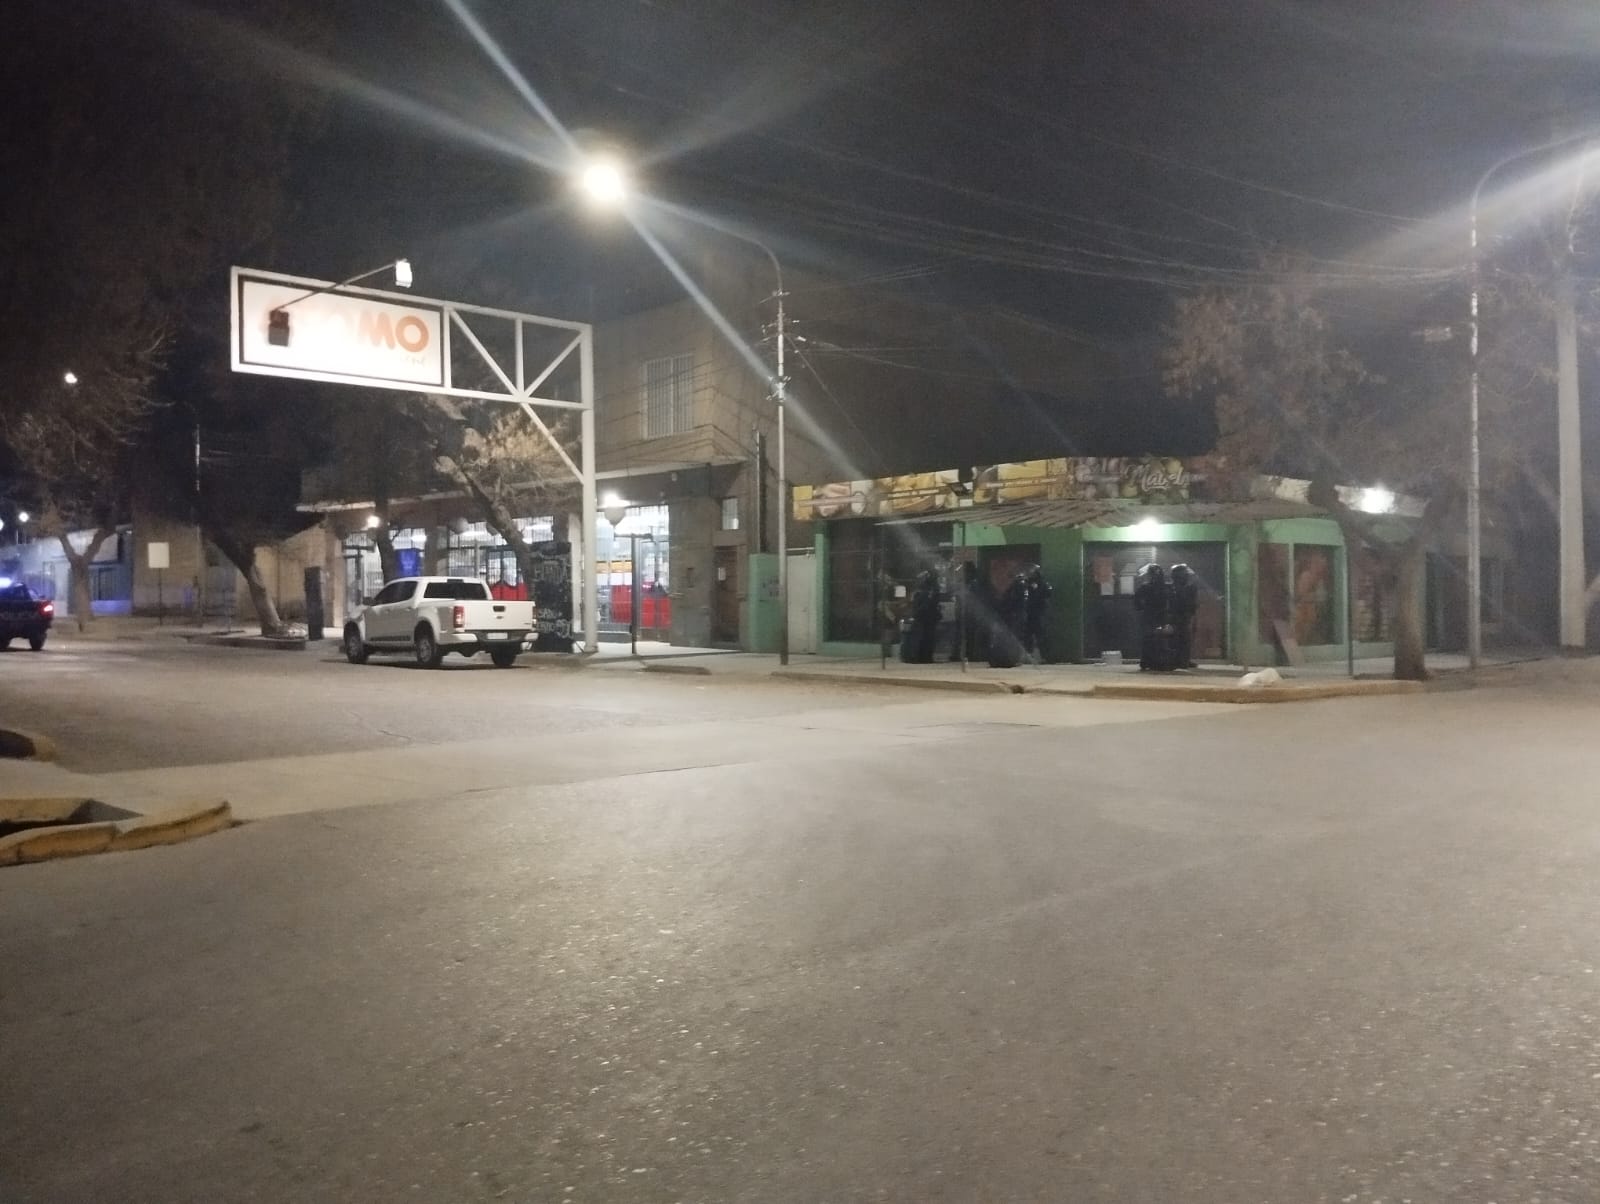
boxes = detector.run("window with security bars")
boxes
[641,353,694,438]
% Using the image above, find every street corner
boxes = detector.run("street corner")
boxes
[1089,678,1426,704]
[0,799,235,867]
[0,726,59,761]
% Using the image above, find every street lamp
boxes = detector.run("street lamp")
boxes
[577,156,792,664]
[1470,129,1600,665]
[62,371,78,386]
[578,158,629,208]
[602,501,654,656]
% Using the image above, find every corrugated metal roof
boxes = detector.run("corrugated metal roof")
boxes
[885,497,1328,529]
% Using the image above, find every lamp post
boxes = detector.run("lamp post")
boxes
[577,160,790,664]
[1470,130,1600,665]
[604,498,657,657]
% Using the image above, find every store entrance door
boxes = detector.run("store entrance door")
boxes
[712,546,739,644]
[1083,542,1228,661]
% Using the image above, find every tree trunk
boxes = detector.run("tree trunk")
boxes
[56,528,114,632]
[240,557,285,636]
[206,527,286,635]
[374,523,399,583]
[1392,538,1428,681]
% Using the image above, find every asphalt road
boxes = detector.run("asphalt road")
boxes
[5,648,1600,1202]
[0,640,871,772]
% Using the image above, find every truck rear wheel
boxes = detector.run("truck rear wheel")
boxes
[28,632,45,652]
[414,625,443,669]
[489,647,518,669]
[344,625,369,665]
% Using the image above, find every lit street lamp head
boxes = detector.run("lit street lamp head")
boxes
[578,157,629,208]
[62,371,78,386]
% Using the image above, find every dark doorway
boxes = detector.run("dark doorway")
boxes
[1083,542,1228,661]
[712,546,739,645]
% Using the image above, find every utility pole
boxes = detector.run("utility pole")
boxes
[774,279,788,666]
[194,420,206,624]
[1556,269,1585,649]
[1468,127,1600,666]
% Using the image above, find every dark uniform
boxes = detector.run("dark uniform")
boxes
[1133,563,1180,672]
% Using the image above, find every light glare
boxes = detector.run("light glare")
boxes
[1358,486,1395,515]
[580,158,628,207]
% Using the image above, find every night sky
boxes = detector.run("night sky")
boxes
[11,0,1600,466]
[244,1,1600,314]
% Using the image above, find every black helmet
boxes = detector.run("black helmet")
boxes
[1169,563,1193,586]
[1136,562,1167,586]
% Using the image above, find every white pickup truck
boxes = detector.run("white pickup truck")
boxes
[343,577,535,669]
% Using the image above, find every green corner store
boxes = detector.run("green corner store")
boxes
[791,458,1498,666]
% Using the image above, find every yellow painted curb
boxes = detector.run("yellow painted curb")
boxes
[1091,680,1425,704]
[0,727,58,761]
[0,820,118,865]
[0,801,233,866]
[0,797,95,825]
[110,801,233,852]
[772,670,1015,694]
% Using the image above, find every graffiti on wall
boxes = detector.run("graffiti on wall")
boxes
[792,456,1205,521]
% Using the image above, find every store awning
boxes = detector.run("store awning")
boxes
[883,497,1329,529]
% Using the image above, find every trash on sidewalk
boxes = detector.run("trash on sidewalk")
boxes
[1239,667,1283,688]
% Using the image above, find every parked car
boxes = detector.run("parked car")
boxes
[343,577,535,669]
[0,582,54,651]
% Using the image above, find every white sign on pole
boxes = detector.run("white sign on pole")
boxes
[229,265,602,654]
[234,277,445,389]
[146,541,170,570]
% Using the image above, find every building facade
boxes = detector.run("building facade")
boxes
[298,255,1118,651]
[791,456,1513,665]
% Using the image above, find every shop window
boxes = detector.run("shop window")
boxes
[1292,545,1337,646]
[1257,543,1290,645]
[825,519,953,643]
[720,497,740,531]
[642,353,695,438]
[1351,547,1396,642]
[595,504,671,633]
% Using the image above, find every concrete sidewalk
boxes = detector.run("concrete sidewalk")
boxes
[611,648,1529,701]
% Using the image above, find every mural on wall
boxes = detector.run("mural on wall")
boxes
[792,456,1207,521]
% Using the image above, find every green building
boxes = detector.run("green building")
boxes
[790,457,1476,666]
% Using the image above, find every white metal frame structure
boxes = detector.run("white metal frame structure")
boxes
[229,266,598,652]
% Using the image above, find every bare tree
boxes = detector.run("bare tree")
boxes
[1164,256,1468,679]
[412,398,578,585]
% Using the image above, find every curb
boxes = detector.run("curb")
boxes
[772,670,1016,695]
[1089,679,1425,704]
[0,726,58,761]
[0,800,234,867]
[192,634,307,651]
[644,662,712,676]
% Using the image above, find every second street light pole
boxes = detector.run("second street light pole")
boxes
[774,273,788,666]
[1470,129,1600,666]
